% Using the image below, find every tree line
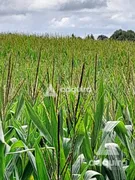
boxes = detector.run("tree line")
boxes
[72,29,135,41]
[96,29,135,41]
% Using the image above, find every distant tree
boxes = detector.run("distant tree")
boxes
[110,29,124,40]
[77,36,82,40]
[110,29,135,41]
[85,35,90,39]
[71,33,76,38]
[97,35,108,40]
[90,34,95,40]
[117,31,127,41]
[126,30,135,41]
[85,34,95,40]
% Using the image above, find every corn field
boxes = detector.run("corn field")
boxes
[0,33,135,180]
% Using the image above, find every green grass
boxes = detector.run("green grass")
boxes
[0,33,135,179]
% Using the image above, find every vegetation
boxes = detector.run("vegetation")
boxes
[97,35,108,40]
[1,33,135,180]
[85,29,135,41]
[110,29,135,41]
[85,34,95,40]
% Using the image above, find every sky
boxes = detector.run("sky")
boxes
[0,0,134,37]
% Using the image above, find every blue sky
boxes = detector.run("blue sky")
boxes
[0,0,134,37]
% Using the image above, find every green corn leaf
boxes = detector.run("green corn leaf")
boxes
[0,121,5,180]
[84,170,102,180]
[35,144,50,180]
[25,101,52,145]
[91,78,104,150]
[14,94,24,119]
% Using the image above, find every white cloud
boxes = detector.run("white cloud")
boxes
[0,0,135,37]
[29,0,58,10]
[0,0,108,15]
[60,0,107,11]
[51,17,75,28]
[79,16,91,22]
[108,0,135,12]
